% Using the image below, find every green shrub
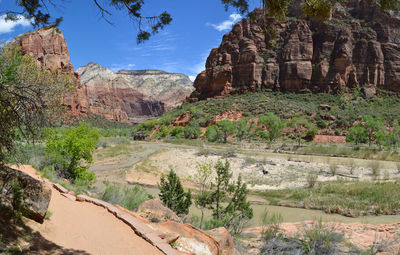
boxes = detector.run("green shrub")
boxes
[184,122,201,139]
[101,181,152,211]
[170,126,184,138]
[205,126,219,142]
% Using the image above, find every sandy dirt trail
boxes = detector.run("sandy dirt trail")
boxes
[17,165,163,255]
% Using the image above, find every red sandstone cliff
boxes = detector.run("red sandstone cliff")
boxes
[191,0,400,100]
[11,27,193,123]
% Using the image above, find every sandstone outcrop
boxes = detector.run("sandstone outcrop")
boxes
[191,0,400,100]
[11,27,194,123]
[0,166,51,223]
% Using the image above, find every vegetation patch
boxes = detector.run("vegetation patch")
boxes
[256,180,400,217]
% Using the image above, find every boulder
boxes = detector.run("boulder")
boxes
[0,165,51,223]
[157,221,222,255]
[137,198,180,222]
[207,227,237,255]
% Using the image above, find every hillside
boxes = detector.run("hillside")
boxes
[139,91,400,137]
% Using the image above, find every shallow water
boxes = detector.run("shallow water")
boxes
[145,187,400,227]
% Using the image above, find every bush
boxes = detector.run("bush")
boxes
[44,123,100,183]
[184,122,201,139]
[170,126,184,138]
[205,126,219,142]
[101,181,152,211]
[329,164,338,176]
[306,172,318,188]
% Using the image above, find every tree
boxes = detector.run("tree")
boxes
[346,125,368,145]
[210,160,232,220]
[0,46,73,164]
[258,113,285,143]
[184,121,201,139]
[362,115,385,147]
[45,124,100,183]
[236,119,249,142]
[223,174,253,234]
[193,161,214,229]
[216,120,236,143]
[159,169,192,216]
[205,125,220,142]
[289,116,308,146]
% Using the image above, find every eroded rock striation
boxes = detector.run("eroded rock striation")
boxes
[191,0,400,100]
[11,26,194,123]
[76,63,193,122]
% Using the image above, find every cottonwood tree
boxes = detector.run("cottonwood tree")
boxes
[216,120,236,143]
[210,160,232,220]
[258,113,285,143]
[0,46,73,164]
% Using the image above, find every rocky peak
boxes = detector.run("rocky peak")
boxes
[10,27,194,123]
[11,26,74,74]
[191,1,400,100]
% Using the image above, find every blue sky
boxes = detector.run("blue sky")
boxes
[0,0,258,81]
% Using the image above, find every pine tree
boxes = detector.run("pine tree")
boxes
[159,169,192,216]
[223,174,253,234]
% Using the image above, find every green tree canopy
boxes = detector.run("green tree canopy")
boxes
[258,113,285,143]
[44,124,100,183]
[0,46,73,164]
[216,120,236,143]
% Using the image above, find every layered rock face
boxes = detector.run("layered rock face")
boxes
[11,26,194,123]
[76,63,194,122]
[11,26,89,115]
[191,0,400,99]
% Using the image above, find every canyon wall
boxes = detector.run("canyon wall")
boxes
[191,0,400,100]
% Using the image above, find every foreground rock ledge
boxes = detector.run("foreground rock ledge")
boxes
[0,165,51,223]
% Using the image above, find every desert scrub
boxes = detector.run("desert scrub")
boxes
[100,181,152,211]
[369,161,381,178]
[257,180,400,217]
[306,172,318,188]
[329,164,338,176]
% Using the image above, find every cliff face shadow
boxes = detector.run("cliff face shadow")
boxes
[0,212,90,255]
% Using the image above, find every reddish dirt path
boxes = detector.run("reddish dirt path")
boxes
[16,165,163,255]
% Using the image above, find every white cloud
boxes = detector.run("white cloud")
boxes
[109,63,136,72]
[0,15,31,34]
[207,14,242,32]
[189,76,196,82]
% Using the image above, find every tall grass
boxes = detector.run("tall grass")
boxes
[100,181,152,211]
[258,180,400,217]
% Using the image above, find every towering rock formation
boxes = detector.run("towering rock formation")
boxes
[191,0,400,100]
[10,26,194,123]
[76,63,193,122]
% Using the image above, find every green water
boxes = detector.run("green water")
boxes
[145,187,400,227]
